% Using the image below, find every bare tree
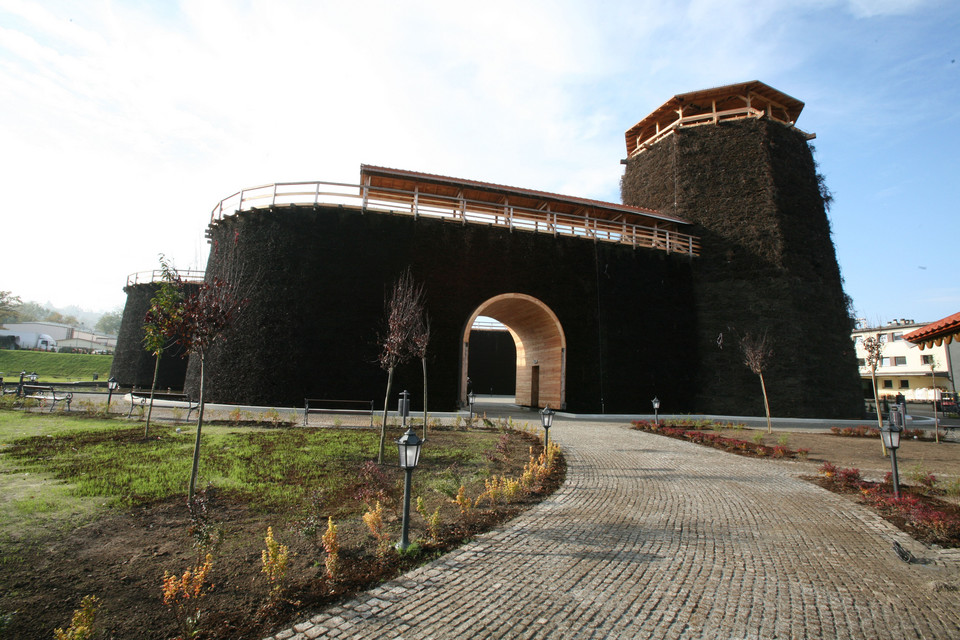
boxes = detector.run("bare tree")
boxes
[741,331,774,434]
[412,313,430,440]
[376,269,426,463]
[861,336,886,454]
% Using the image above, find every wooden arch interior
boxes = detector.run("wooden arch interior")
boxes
[462,294,566,409]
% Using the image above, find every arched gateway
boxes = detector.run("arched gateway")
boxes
[463,295,566,409]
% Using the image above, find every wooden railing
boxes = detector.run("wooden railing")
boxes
[209,181,700,256]
[126,270,206,287]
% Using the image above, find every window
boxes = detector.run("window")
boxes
[891,332,903,341]
[894,356,906,366]
[857,358,866,367]
[899,380,910,389]
[922,355,934,365]
[883,380,893,388]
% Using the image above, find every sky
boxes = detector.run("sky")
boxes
[1,0,957,328]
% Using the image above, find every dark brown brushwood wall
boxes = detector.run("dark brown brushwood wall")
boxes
[179,205,698,413]
[620,118,862,418]
[110,282,197,390]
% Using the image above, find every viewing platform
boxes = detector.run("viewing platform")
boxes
[209,165,700,257]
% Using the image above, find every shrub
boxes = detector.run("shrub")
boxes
[261,527,290,599]
[321,517,340,580]
[54,595,100,640]
[162,554,213,639]
[819,462,837,478]
[836,467,862,488]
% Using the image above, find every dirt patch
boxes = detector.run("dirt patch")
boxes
[0,428,564,640]
[746,429,960,485]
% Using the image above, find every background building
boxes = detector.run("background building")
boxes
[852,318,958,400]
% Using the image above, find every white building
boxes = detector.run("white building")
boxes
[852,318,959,400]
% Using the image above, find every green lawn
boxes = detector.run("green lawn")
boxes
[0,411,503,540]
[0,350,113,382]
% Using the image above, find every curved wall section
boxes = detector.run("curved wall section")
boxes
[187,205,698,413]
[111,283,196,389]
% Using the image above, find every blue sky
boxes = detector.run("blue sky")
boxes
[1,0,957,327]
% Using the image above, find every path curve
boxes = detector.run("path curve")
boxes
[264,420,960,639]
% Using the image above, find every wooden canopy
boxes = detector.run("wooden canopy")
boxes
[360,164,690,230]
[624,80,812,158]
[903,311,960,350]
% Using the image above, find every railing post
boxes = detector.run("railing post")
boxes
[271,184,278,207]
[238,189,245,213]
[314,182,320,206]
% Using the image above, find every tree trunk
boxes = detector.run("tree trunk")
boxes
[145,352,161,438]
[759,372,772,434]
[421,357,428,440]
[188,353,206,505]
[377,366,394,464]
[871,369,886,456]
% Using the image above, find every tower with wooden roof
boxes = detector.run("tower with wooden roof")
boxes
[620,81,862,418]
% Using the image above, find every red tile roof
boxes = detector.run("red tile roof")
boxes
[902,311,960,349]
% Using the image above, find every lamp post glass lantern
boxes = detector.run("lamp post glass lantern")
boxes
[540,405,554,452]
[107,377,119,411]
[882,409,904,498]
[396,427,424,551]
[652,397,660,425]
[468,391,476,422]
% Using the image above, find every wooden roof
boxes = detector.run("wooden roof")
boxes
[903,311,960,350]
[624,81,809,157]
[360,165,691,228]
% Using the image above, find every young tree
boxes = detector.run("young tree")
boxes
[376,269,426,463]
[175,276,246,504]
[861,336,887,454]
[142,258,184,437]
[412,313,431,440]
[741,331,774,434]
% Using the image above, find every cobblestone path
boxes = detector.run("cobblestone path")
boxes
[264,420,960,639]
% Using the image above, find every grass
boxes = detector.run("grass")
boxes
[0,351,113,382]
[0,410,563,639]
[0,411,504,540]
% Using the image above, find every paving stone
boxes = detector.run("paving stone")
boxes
[262,420,960,639]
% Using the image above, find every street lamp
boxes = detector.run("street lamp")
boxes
[540,405,554,452]
[881,408,904,498]
[396,427,424,551]
[652,396,661,425]
[398,389,410,428]
[468,390,476,423]
[17,371,38,397]
[107,377,119,412]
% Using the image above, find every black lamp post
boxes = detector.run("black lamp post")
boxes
[881,408,904,498]
[107,377,119,412]
[468,391,476,423]
[399,389,410,428]
[17,370,38,397]
[540,405,554,452]
[396,427,424,551]
[652,396,661,425]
